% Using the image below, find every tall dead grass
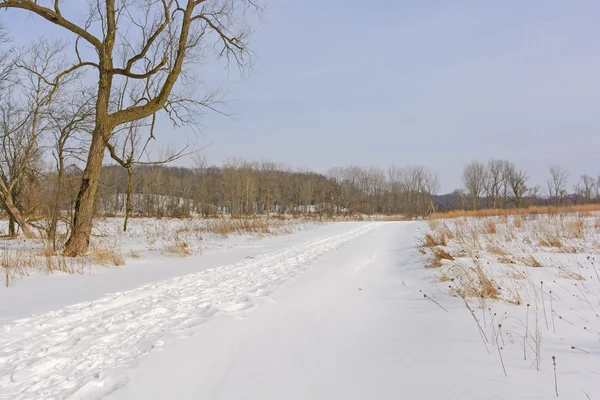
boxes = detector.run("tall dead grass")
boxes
[206,219,273,236]
[450,264,499,299]
[1,244,93,286]
[89,243,125,266]
[422,232,447,247]
[1,248,34,287]
[45,254,91,274]
[566,218,585,239]
[483,219,497,235]
[512,217,523,228]
[429,204,600,220]
[423,208,600,303]
[164,237,193,257]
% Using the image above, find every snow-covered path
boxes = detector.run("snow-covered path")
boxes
[102,221,524,400]
[0,223,379,399]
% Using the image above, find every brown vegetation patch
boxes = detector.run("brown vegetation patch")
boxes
[429,204,600,220]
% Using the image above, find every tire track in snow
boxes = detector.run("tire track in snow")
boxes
[0,223,378,400]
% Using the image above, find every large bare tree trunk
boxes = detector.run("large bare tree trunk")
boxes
[63,127,107,256]
[64,51,113,256]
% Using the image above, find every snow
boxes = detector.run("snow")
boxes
[0,218,598,399]
[0,223,376,399]
[0,218,324,322]
[423,214,600,399]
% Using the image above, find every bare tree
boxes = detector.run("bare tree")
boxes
[192,153,210,216]
[526,185,541,207]
[547,165,570,206]
[0,40,69,237]
[257,161,279,218]
[505,163,528,208]
[574,174,595,204]
[105,121,189,231]
[451,188,468,210]
[328,167,353,216]
[0,97,38,236]
[297,171,318,214]
[462,161,486,210]
[0,0,261,255]
[483,159,507,208]
[221,158,257,216]
[422,168,440,214]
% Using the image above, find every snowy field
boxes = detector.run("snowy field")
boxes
[0,217,315,290]
[0,216,597,399]
[422,212,600,399]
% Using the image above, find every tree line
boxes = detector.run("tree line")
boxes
[454,160,600,211]
[15,160,441,228]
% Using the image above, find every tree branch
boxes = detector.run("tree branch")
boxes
[0,0,102,49]
[122,0,171,73]
[191,14,244,52]
[109,0,196,128]
[112,58,167,79]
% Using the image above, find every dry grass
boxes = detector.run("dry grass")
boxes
[438,272,452,282]
[3,241,94,283]
[497,255,516,265]
[427,209,600,311]
[523,255,542,268]
[426,257,443,268]
[497,254,515,264]
[507,266,526,280]
[558,268,585,280]
[566,218,585,239]
[594,217,600,231]
[423,229,454,267]
[89,244,125,266]
[432,247,454,261]
[488,245,509,257]
[128,249,142,259]
[429,204,600,220]
[164,239,192,257]
[512,217,523,228]
[422,232,447,248]
[539,235,563,249]
[504,274,523,305]
[206,218,273,236]
[1,248,33,287]
[469,228,482,250]
[535,221,564,248]
[45,254,90,275]
[451,264,499,299]
[476,265,500,299]
[130,216,300,243]
[483,219,497,235]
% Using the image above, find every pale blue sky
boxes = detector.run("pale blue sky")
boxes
[3,1,600,192]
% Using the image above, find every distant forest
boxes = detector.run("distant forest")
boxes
[6,152,596,238]
[83,159,599,219]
